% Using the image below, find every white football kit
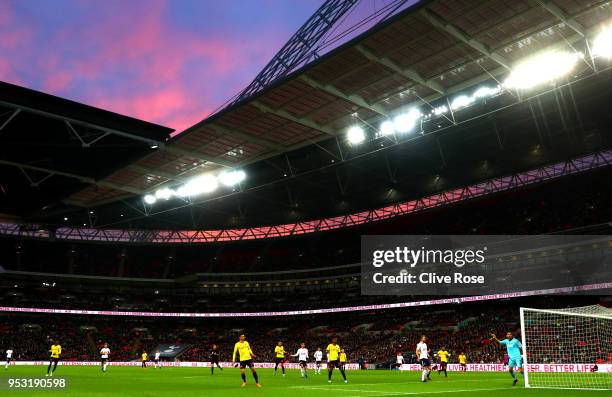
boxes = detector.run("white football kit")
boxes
[416,342,429,359]
[5,349,13,369]
[100,348,110,359]
[417,341,431,382]
[295,348,309,362]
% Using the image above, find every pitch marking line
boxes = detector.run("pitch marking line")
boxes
[291,379,511,388]
[291,386,511,395]
[320,379,512,385]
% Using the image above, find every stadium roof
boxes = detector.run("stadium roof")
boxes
[2,0,612,230]
[0,81,173,217]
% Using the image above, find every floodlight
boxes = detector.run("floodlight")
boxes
[194,174,218,193]
[393,108,421,133]
[218,170,246,187]
[473,85,501,98]
[175,185,191,198]
[592,26,612,59]
[393,114,414,133]
[504,51,579,89]
[433,105,448,115]
[176,174,218,197]
[409,108,422,119]
[347,125,366,144]
[450,95,475,110]
[144,194,157,205]
[155,188,174,200]
[379,120,395,136]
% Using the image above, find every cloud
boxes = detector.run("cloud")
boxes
[0,59,15,82]
[0,1,32,85]
[0,0,294,133]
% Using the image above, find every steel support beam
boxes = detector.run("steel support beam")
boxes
[231,0,359,105]
[127,164,189,184]
[420,9,511,69]
[299,75,389,116]
[356,1,605,108]
[0,99,164,146]
[361,21,594,116]
[355,44,446,94]
[211,123,284,151]
[163,146,234,168]
[537,0,585,36]
[0,109,21,132]
[0,159,144,195]
[65,121,111,148]
[0,100,238,168]
[251,100,337,136]
[344,2,537,99]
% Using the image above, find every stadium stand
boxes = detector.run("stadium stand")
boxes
[1,169,610,280]
[1,297,608,365]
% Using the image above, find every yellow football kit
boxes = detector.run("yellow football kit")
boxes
[437,350,449,363]
[233,341,253,362]
[50,345,62,359]
[327,344,340,361]
[274,346,285,358]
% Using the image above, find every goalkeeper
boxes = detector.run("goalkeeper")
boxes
[491,332,524,386]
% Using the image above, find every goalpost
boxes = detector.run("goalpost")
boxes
[520,305,612,390]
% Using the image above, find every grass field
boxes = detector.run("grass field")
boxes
[1,366,608,397]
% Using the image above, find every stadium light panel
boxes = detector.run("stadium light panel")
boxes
[406,108,422,120]
[393,114,414,133]
[379,120,395,136]
[144,194,157,205]
[473,85,501,98]
[504,51,580,89]
[592,26,612,59]
[347,125,366,144]
[176,174,218,197]
[393,108,421,133]
[155,188,174,200]
[433,105,448,116]
[218,170,246,187]
[450,95,475,110]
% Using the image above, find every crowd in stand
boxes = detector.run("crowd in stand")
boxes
[1,297,607,366]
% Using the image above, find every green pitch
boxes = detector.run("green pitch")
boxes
[1,366,608,397]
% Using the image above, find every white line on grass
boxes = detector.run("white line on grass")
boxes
[364,387,511,396]
[291,386,510,396]
[318,379,512,386]
[291,379,510,389]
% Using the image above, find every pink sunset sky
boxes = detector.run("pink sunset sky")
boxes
[0,0,403,134]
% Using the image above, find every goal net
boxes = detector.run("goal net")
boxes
[520,305,612,390]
